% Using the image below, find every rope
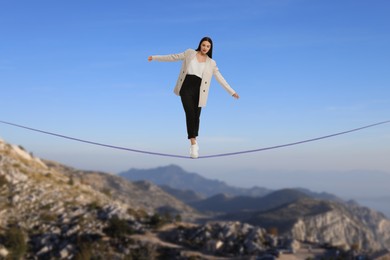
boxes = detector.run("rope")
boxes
[1,119,389,159]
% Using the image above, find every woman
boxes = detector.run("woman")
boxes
[148,37,239,159]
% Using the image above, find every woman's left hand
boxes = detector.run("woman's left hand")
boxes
[232,93,240,99]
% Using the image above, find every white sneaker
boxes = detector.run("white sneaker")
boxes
[190,143,199,159]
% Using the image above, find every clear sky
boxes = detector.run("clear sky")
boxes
[1,1,389,197]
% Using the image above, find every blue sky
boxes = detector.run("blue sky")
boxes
[1,1,389,197]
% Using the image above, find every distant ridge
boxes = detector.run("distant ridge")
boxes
[159,185,205,203]
[119,164,271,197]
[190,189,310,213]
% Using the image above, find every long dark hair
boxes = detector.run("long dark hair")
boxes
[196,36,213,58]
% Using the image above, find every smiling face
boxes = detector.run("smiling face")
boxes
[200,40,211,55]
[196,37,213,58]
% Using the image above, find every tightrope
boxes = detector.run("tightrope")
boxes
[1,119,389,159]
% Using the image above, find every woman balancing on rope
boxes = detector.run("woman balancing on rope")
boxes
[148,37,239,159]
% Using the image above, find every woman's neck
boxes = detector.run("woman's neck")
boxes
[196,52,207,62]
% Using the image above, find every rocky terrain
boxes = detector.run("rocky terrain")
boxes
[0,138,154,259]
[1,137,390,259]
[122,164,390,255]
[183,190,390,253]
[219,197,390,252]
[0,137,289,259]
[44,160,200,221]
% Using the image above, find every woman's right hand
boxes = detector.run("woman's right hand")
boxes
[148,56,153,62]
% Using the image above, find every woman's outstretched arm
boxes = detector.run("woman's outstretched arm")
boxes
[148,50,188,62]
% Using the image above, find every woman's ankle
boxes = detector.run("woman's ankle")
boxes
[190,138,197,145]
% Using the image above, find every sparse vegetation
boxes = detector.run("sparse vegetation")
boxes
[101,188,112,197]
[40,211,57,223]
[126,243,158,260]
[149,213,172,229]
[68,177,75,186]
[0,174,8,187]
[4,225,27,260]
[103,216,134,238]
[174,214,182,223]
[12,162,21,169]
[41,203,52,210]
[351,242,360,252]
[127,208,148,221]
[74,241,93,260]
[87,201,102,211]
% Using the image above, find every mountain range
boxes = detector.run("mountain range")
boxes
[119,164,390,252]
[119,164,272,197]
[189,188,310,213]
[119,164,342,202]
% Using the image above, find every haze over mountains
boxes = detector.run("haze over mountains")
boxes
[119,164,390,218]
[119,164,271,198]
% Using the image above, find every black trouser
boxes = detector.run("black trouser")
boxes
[180,75,202,139]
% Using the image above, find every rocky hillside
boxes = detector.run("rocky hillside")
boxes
[221,197,390,252]
[44,160,200,221]
[0,138,201,259]
[0,138,136,258]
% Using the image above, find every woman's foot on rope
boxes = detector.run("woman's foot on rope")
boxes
[190,142,199,159]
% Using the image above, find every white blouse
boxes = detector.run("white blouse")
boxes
[187,57,206,78]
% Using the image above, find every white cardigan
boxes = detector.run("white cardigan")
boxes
[152,49,236,107]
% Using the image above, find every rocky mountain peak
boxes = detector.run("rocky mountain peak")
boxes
[0,138,46,169]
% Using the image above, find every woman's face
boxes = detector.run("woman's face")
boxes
[200,41,211,55]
